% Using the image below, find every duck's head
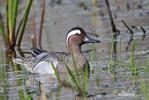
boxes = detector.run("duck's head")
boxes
[66,27,100,53]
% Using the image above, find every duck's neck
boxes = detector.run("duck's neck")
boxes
[68,44,82,56]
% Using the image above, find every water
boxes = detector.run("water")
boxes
[0,0,149,99]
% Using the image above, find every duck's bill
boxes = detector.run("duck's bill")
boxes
[83,36,100,43]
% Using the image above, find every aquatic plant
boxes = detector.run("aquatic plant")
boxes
[147,57,149,75]
[0,49,8,100]
[65,63,88,96]
[68,52,88,96]
[92,0,97,5]
[119,38,122,64]
[65,64,81,93]
[108,38,115,69]
[129,41,136,68]
[0,49,6,80]
[129,41,136,86]
[141,77,149,100]
[39,0,45,49]
[51,62,60,81]
[90,44,96,64]
[19,90,32,100]
[0,0,33,51]
[19,89,38,100]
[51,52,89,97]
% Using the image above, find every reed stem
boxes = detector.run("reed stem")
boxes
[17,0,33,47]
[0,16,10,46]
[31,1,37,48]
[39,0,45,49]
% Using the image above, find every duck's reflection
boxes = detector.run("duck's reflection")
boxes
[25,74,58,100]
[25,73,100,100]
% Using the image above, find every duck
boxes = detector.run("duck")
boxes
[13,27,100,75]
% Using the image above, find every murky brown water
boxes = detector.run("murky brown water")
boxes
[0,0,149,100]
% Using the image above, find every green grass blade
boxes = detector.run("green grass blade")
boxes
[71,52,81,88]
[1,48,4,64]
[15,18,23,39]
[129,41,136,68]
[56,85,61,100]
[51,62,60,81]
[83,64,88,96]
[0,19,10,45]
[19,90,25,100]
[108,38,114,69]
[120,38,122,63]
[141,77,149,100]
[17,0,33,47]
[92,0,97,5]
[8,0,13,42]
[110,38,114,63]
[65,64,81,92]
[147,57,149,89]
[90,44,95,64]
[0,49,6,83]
[13,0,18,33]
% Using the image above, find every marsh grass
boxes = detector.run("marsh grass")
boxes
[83,63,88,96]
[147,57,149,75]
[51,52,88,97]
[107,39,147,88]
[65,64,81,93]
[108,38,115,69]
[129,41,137,68]
[128,41,137,87]
[108,39,129,69]
[141,77,149,100]
[56,85,61,100]
[71,52,81,88]
[19,89,38,100]
[0,0,33,49]
[51,62,60,81]
[90,44,95,64]
[0,49,6,81]
[119,38,122,65]
[19,90,32,100]
[92,0,97,5]
[65,64,88,97]
[68,52,88,96]
[0,49,8,100]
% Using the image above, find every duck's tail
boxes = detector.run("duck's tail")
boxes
[13,57,34,73]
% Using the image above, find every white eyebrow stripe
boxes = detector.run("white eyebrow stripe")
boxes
[66,30,81,46]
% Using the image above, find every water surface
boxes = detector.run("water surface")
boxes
[0,0,149,100]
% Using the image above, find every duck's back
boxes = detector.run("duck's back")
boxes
[13,48,67,74]
[13,48,89,74]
